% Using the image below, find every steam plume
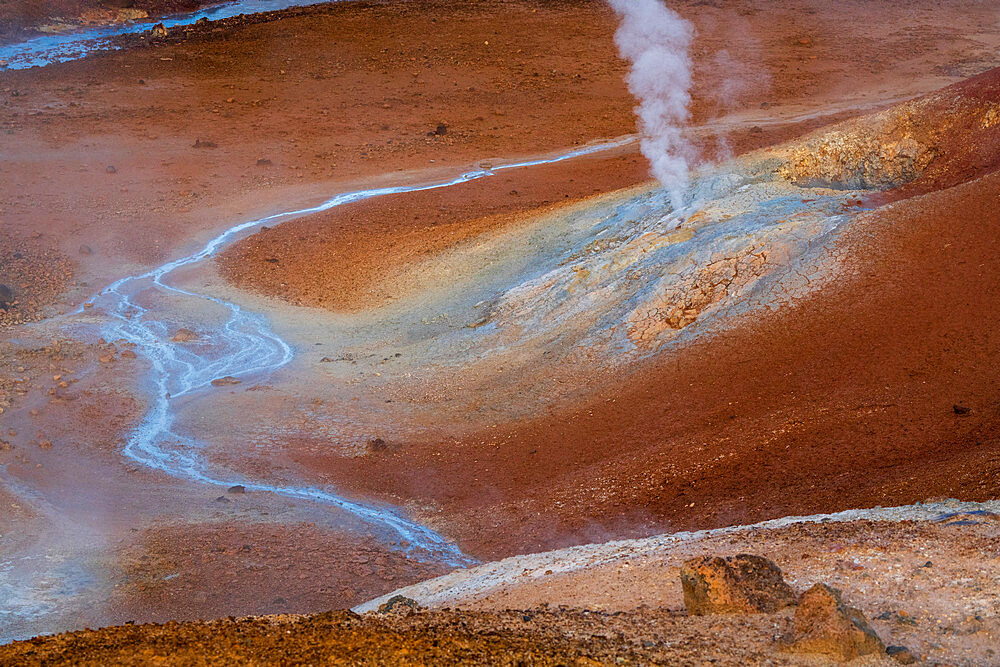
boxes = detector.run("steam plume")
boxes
[609,0,694,209]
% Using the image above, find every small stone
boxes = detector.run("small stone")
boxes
[215,495,230,503]
[106,165,117,174]
[680,554,796,615]
[0,284,13,311]
[227,484,245,494]
[256,158,272,166]
[887,645,918,664]
[953,404,970,415]
[78,244,93,255]
[211,376,241,387]
[150,22,167,37]
[377,595,420,614]
[171,328,198,342]
[781,583,886,662]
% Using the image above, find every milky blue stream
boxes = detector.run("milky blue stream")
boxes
[88,138,634,567]
[0,0,340,69]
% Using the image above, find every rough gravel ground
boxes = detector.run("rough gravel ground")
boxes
[360,506,1000,665]
[0,607,871,666]
[0,232,73,327]
[7,510,998,665]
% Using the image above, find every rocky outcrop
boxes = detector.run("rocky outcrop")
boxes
[774,68,1000,193]
[775,107,937,190]
[679,554,796,615]
[781,583,886,662]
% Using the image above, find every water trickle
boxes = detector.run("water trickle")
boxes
[0,0,341,70]
[80,138,636,567]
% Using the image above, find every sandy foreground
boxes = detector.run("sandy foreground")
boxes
[1,0,1000,658]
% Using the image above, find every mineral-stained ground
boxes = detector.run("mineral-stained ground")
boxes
[1,0,999,662]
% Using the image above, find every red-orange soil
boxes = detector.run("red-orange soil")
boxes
[218,151,648,311]
[284,72,1000,560]
[3,0,1000,643]
[3,0,998,295]
[0,231,73,326]
[109,521,450,624]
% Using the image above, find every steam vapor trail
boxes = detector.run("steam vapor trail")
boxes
[608,0,694,209]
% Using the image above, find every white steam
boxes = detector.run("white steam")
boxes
[609,0,694,209]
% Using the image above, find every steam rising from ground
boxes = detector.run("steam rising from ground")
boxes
[609,0,694,209]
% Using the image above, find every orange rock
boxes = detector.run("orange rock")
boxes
[781,583,886,661]
[171,328,199,342]
[679,554,796,615]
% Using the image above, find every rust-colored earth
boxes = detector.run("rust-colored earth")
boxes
[253,72,1000,561]
[2,0,1000,655]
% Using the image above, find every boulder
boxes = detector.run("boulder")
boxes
[782,583,886,662]
[680,554,796,615]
